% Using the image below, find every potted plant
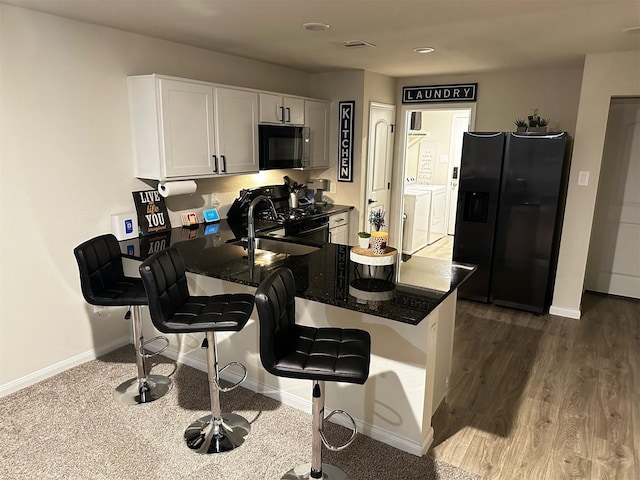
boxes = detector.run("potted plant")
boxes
[527,108,541,128]
[368,209,388,254]
[514,118,528,132]
[536,117,549,132]
[368,209,386,232]
[516,108,550,132]
[357,231,371,249]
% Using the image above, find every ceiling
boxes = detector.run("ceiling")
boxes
[3,0,640,78]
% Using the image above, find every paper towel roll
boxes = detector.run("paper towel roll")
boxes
[158,180,197,197]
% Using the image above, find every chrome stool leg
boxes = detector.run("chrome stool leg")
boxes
[113,305,172,405]
[184,331,250,454]
[282,381,351,480]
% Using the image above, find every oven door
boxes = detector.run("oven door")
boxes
[285,217,329,243]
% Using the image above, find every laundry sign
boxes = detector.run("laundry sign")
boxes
[338,101,355,182]
[402,83,477,104]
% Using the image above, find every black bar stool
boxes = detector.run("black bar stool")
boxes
[74,234,171,405]
[138,247,255,454]
[255,267,371,480]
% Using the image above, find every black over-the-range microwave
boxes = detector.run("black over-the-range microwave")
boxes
[258,124,310,170]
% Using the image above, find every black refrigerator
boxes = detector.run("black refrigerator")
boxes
[452,131,570,314]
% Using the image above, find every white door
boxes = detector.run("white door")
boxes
[585,98,640,298]
[447,113,470,234]
[365,103,395,232]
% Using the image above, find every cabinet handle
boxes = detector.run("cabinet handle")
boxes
[334,217,345,223]
[279,106,285,122]
[286,107,291,123]
[221,155,226,173]
[212,155,218,173]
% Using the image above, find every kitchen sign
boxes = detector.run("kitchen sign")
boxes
[338,101,355,182]
[132,189,171,236]
[402,83,477,104]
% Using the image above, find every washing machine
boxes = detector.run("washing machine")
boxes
[402,189,431,254]
[404,178,448,246]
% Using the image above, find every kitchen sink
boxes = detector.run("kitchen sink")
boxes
[229,237,321,256]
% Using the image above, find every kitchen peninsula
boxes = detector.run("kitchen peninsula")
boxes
[121,224,475,456]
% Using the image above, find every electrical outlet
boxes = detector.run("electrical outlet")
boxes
[329,182,337,194]
[578,170,590,186]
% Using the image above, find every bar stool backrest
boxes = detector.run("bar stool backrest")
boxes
[138,247,191,333]
[74,233,145,306]
[254,267,298,376]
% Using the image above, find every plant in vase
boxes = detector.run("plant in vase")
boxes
[368,209,386,232]
[357,231,371,249]
[514,118,528,132]
[368,209,388,254]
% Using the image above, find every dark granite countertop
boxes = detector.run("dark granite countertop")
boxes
[120,220,475,325]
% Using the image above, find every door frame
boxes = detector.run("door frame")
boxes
[390,103,476,258]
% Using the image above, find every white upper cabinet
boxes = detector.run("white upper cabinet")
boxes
[259,93,304,125]
[215,87,259,175]
[128,75,258,180]
[304,99,330,168]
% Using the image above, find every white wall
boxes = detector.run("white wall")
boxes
[0,4,313,390]
[397,66,584,137]
[308,70,396,234]
[551,51,640,318]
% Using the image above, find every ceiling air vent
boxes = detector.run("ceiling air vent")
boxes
[340,40,376,49]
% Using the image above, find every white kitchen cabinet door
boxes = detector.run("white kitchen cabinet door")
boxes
[284,97,305,125]
[304,100,330,168]
[129,75,216,180]
[215,87,259,175]
[330,225,349,245]
[259,93,304,125]
[157,78,217,178]
[329,212,350,245]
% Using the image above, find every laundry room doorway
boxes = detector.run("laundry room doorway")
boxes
[400,106,474,262]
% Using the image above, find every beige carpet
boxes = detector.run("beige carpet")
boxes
[0,346,480,480]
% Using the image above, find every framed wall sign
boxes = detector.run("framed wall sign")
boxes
[132,189,171,236]
[402,83,478,104]
[338,101,355,182]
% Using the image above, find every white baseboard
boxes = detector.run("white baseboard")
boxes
[0,335,130,398]
[549,305,581,319]
[2,341,426,457]
[159,345,425,455]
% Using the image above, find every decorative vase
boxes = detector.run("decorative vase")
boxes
[370,231,389,255]
[358,236,370,249]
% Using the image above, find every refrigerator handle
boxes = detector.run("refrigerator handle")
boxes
[466,132,503,138]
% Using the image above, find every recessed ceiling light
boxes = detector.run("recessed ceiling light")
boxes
[303,22,329,31]
[413,47,435,54]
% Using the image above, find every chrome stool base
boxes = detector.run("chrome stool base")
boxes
[282,463,348,480]
[184,413,251,454]
[113,374,172,405]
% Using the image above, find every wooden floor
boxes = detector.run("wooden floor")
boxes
[429,292,640,479]
[414,234,454,261]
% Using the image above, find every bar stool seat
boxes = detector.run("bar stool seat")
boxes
[255,267,371,480]
[74,233,171,405]
[139,246,255,454]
